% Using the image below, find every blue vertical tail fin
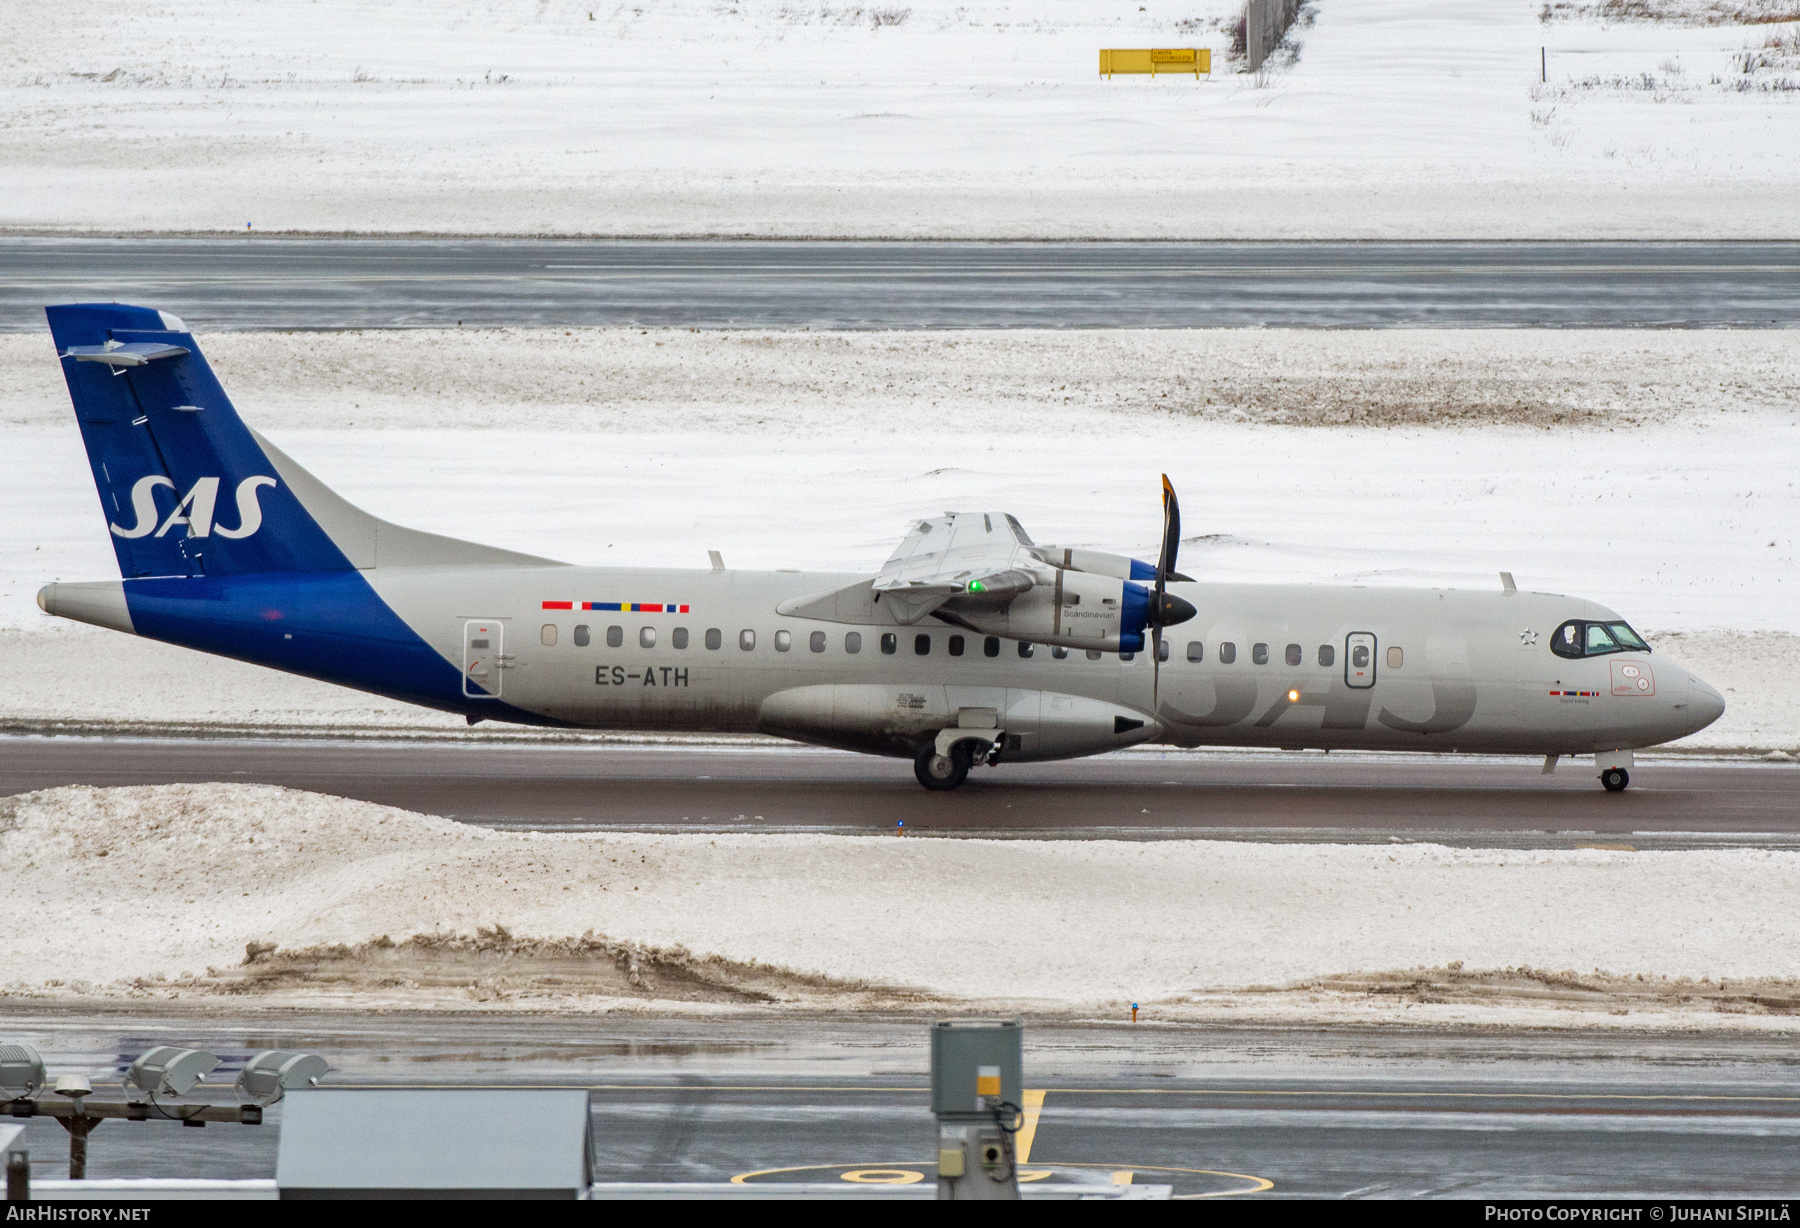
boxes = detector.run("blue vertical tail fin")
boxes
[47,303,354,578]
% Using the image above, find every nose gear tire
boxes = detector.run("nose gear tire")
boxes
[1600,767,1630,792]
[915,741,973,791]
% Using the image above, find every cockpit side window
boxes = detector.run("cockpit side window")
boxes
[1551,621,1584,659]
[1608,621,1650,652]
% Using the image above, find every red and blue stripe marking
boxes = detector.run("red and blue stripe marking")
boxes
[542,601,690,613]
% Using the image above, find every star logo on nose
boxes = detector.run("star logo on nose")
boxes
[1519,628,1539,646]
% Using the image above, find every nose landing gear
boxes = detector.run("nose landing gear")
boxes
[1600,767,1630,792]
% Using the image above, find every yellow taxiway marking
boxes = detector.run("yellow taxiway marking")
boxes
[727,1160,1272,1195]
[1016,1089,1048,1164]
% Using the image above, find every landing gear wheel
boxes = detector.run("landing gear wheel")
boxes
[914,741,973,792]
[1600,767,1630,792]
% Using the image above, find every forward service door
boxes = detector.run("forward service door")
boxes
[1345,632,1377,689]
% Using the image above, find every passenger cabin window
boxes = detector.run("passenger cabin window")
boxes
[1551,620,1650,659]
[640,626,656,649]
[672,627,688,649]
[705,628,722,650]
[1219,642,1236,664]
[739,629,756,651]
[541,624,558,647]
[1157,640,1169,663]
[984,636,1000,658]
[607,625,623,648]
[775,630,791,652]
[810,631,826,653]
[845,632,862,653]
[948,635,965,657]
[1285,643,1302,666]
[914,634,931,656]
[1087,649,1103,661]
[1121,650,1135,662]
[1186,641,1204,662]
[1387,646,1403,668]
[1051,646,1069,660]
[1318,644,1334,667]
[1018,641,1035,659]
[1252,643,1269,665]
[573,624,590,647]
[881,633,897,655]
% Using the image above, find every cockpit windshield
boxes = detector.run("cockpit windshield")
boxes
[1551,619,1651,659]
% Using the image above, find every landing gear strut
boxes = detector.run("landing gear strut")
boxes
[1600,767,1630,792]
[914,741,974,792]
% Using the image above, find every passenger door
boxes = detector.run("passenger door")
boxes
[463,620,504,698]
[1345,632,1377,689]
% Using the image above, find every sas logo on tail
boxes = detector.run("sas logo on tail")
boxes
[109,475,277,540]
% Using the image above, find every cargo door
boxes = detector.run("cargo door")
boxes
[1345,632,1377,689]
[463,620,503,698]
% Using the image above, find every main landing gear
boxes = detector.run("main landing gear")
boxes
[915,741,974,792]
[1600,767,1630,792]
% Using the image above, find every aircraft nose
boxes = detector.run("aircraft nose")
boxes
[1686,673,1726,734]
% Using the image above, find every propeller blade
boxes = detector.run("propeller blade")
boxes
[1159,473,1181,587]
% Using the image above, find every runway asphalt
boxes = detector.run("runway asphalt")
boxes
[2,735,1795,845]
[4,1010,1797,1197]
[5,238,1799,330]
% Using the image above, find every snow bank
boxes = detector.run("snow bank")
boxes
[3,0,1798,238]
[4,784,1798,1020]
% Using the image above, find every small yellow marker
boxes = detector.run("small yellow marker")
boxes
[976,1065,1001,1098]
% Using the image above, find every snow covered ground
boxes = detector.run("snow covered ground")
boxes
[3,327,1794,748]
[4,783,1798,1026]
[3,0,1798,238]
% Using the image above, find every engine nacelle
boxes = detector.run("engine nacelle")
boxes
[943,569,1151,654]
[759,683,1159,761]
[1031,546,1157,583]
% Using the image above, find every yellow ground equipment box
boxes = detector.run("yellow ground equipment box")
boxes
[1099,48,1210,78]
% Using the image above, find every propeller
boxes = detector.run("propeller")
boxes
[1151,474,1197,703]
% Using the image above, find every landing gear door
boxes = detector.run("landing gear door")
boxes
[1345,632,1377,689]
[463,620,503,698]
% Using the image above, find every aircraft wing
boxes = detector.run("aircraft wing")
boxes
[872,512,1038,623]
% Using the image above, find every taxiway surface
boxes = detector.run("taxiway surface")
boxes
[5,238,1798,330]
[2,736,1794,845]
[3,1011,1796,1198]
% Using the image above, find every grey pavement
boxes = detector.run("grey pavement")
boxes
[1,735,1794,845]
[3,1009,1797,1197]
[5,238,1799,330]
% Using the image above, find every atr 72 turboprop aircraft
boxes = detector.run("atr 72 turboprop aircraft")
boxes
[39,303,1725,792]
